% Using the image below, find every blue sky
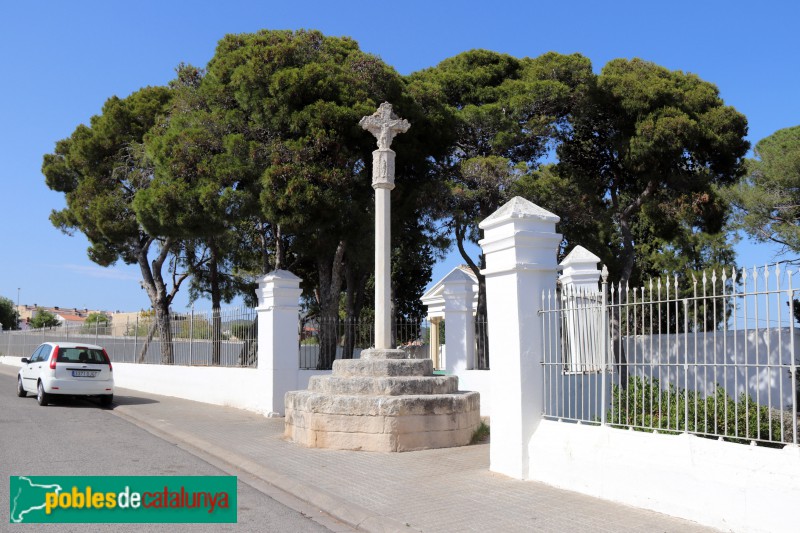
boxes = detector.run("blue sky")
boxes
[1,0,798,313]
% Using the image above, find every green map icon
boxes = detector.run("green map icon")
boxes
[10,476,63,523]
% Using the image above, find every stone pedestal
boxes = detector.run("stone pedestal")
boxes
[284,349,480,452]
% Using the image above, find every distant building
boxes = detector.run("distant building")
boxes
[54,311,86,327]
[109,311,142,336]
[15,304,111,329]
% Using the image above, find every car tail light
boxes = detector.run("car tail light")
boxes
[49,345,60,370]
[103,349,112,371]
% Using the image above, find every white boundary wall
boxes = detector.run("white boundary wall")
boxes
[479,197,800,532]
[1,355,329,416]
[528,420,800,533]
[113,363,268,413]
[112,363,329,416]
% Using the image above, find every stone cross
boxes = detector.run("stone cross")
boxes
[360,103,410,350]
[359,102,410,151]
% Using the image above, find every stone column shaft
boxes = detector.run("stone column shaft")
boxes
[375,182,392,349]
[360,103,409,355]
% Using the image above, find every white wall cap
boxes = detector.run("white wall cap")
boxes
[259,269,302,283]
[441,270,475,307]
[559,246,602,290]
[421,265,478,302]
[479,196,560,231]
[421,265,479,319]
[440,268,476,287]
[559,246,601,268]
[255,269,302,308]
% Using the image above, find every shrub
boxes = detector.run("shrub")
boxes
[608,376,786,446]
[30,310,59,329]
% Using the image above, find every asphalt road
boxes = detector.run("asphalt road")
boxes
[0,366,343,532]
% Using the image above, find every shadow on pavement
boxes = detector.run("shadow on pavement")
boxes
[28,395,118,410]
[27,393,161,410]
[111,395,161,407]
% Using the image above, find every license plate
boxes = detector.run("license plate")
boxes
[72,370,98,377]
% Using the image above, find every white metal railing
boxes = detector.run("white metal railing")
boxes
[541,264,800,447]
[0,306,257,367]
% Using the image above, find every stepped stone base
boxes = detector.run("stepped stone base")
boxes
[285,348,480,452]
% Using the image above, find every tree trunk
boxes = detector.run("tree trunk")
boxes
[475,273,489,369]
[136,236,179,365]
[612,210,637,387]
[455,219,488,369]
[316,242,346,370]
[275,223,285,271]
[209,241,222,366]
[258,221,271,274]
[609,183,658,387]
[342,264,367,359]
[237,318,258,367]
[137,319,158,363]
[155,303,174,364]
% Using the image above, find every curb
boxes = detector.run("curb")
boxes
[110,403,420,533]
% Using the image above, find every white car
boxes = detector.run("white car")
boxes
[17,342,114,406]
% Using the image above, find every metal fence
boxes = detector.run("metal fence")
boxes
[1,307,258,367]
[299,316,429,370]
[541,264,800,447]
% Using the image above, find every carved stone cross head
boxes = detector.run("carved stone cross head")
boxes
[359,102,410,150]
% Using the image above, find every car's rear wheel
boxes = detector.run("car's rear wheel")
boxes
[17,377,26,398]
[99,394,113,407]
[37,381,49,406]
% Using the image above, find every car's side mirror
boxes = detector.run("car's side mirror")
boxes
[20,358,29,364]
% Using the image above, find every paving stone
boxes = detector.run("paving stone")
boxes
[108,385,718,533]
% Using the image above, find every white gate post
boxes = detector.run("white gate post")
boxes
[559,246,602,291]
[558,246,605,417]
[479,197,561,479]
[256,270,302,417]
[442,269,476,374]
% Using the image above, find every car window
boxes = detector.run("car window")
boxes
[57,347,107,365]
[29,346,45,363]
[40,345,53,361]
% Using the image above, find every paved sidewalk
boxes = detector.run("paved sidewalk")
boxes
[96,387,716,533]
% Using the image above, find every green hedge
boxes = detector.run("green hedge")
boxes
[608,376,788,446]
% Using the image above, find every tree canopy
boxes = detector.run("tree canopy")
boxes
[555,58,749,286]
[44,88,171,263]
[0,297,18,330]
[726,125,800,253]
[42,86,191,363]
[41,31,752,367]
[30,310,59,329]
[192,29,448,367]
[407,50,593,366]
